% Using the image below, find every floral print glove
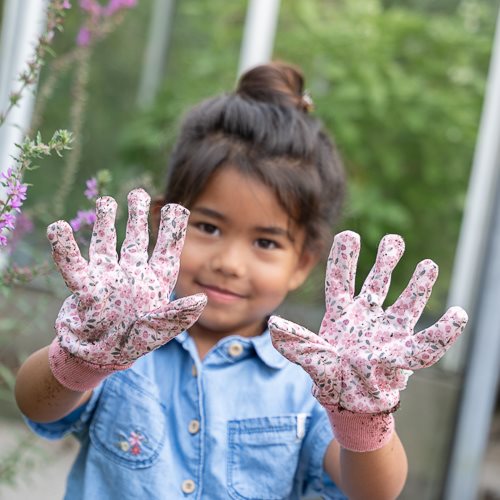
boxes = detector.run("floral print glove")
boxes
[48,189,207,391]
[269,231,468,451]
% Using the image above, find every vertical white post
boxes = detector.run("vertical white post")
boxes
[443,8,500,371]
[0,0,49,267]
[0,0,49,180]
[237,0,281,76]
[443,9,500,500]
[443,193,500,500]
[137,0,176,108]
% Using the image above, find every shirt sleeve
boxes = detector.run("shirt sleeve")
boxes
[24,385,103,440]
[299,401,348,499]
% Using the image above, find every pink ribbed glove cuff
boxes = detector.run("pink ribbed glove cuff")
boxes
[48,339,132,392]
[324,404,395,452]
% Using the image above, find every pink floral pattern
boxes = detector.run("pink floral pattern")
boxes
[269,231,468,414]
[48,189,206,368]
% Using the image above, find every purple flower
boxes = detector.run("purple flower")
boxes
[75,0,137,46]
[70,209,96,232]
[14,212,34,233]
[0,166,14,183]
[9,198,23,210]
[1,167,28,215]
[0,212,16,230]
[79,0,102,16]
[3,213,34,252]
[6,178,28,211]
[62,0,72,8]
[104,0,137,16]
[84,177,98,199]
[0,166,29,246]
[76,27,92,46]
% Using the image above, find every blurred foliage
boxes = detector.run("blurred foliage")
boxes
[15,0,497,311]
[118,1,246,182]
[119,0,496,310]
[23,0,153,227]
[275,0,496,308]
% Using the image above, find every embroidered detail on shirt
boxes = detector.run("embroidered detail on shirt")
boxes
[296,413,307,439]
[117,430,146,455]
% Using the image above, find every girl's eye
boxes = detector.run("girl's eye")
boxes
[196,222,219,235]
[255,238,279,250]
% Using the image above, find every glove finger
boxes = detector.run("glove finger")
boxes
[268,315,334,362]
[47,220,89,293]
[404,306,468,369]
[149,204,189,296]
[360,234,405,307]
[120,189,151,271]
[136,293,208,351]
[89,196,118,264]
[269,316,343,407]
[386,259,439,330]
[325,231,360,316]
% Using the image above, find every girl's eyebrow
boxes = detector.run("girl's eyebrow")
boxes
[191,206,226,220]
[192,206,295,242]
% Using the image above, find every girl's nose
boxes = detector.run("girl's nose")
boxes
[210,241,246,278]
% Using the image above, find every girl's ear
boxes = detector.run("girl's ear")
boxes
[150,197,166,242]
[288,250,320,292]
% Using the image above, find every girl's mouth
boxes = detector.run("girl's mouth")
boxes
[196,282,246,303]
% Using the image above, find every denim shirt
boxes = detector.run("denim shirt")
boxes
[26,331,346,499]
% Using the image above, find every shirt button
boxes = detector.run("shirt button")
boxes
[191,364,198,377]
[228,342,243,357]
[188,419,200,434]
[181,479,196,494]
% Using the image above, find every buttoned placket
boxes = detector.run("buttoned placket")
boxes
[177,336,256,497]
[180,337,205,498]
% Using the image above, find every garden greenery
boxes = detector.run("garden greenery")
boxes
[121,0,495,308]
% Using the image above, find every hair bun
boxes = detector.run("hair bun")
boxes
[236,61,313,113]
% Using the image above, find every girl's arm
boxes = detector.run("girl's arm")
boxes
[324,433,408,500]
[15,346,92,423]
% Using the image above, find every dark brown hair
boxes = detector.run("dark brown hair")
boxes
[164,61,346,254]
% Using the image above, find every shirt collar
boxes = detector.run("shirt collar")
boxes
[247,330,289,369]
[175,331,189,344]
[174,329,288,370]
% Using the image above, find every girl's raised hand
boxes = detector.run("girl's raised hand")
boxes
[268,231,468,415]
[47,189,206,391]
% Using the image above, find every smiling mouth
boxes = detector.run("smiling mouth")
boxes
[196,282,246,302]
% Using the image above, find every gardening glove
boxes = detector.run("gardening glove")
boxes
[269,231,468,451]
[48,189,206,392]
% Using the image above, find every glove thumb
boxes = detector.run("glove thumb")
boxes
[136,293,207,350]
[268,315,333,365]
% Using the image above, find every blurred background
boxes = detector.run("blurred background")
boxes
[0,0,499,498]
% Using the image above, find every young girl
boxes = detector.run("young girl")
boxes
[15,62,467,499]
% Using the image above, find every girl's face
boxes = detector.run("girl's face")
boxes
[175,167,317,339]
